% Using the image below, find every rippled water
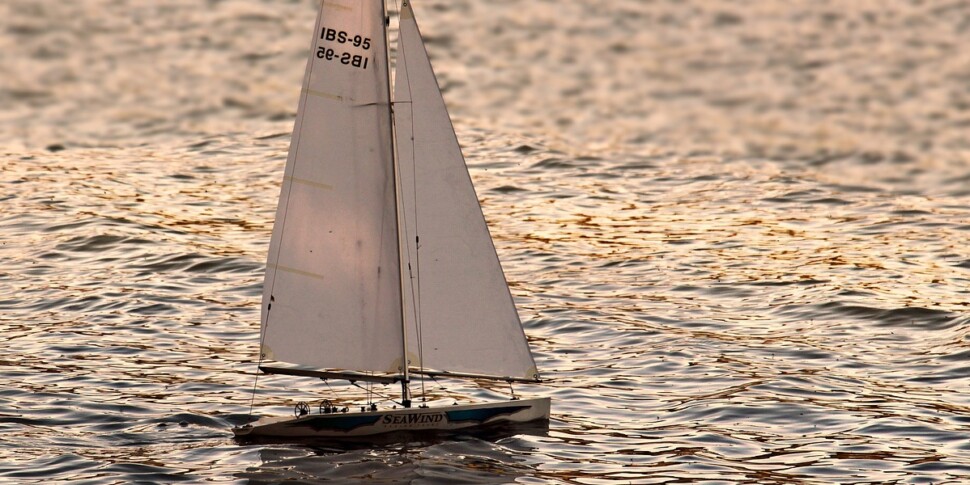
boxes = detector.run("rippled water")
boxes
[3,0,970,483]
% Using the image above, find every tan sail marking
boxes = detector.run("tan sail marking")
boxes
[321,1,352,12]
[284,175,333,191]
[269,264,327,281]
[307,89,344,101]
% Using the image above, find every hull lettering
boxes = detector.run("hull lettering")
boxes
[381,412,446,425]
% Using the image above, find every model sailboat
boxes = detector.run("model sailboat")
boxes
[233,0,549,439]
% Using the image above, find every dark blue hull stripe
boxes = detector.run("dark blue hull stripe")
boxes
[445,405,531,424]
[287,414,381,432]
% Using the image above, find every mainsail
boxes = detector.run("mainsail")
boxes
[260,0,404,374]
[395,3,539,381]
[259,0,538,383]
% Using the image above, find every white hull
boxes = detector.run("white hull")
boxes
[233,397,550,439]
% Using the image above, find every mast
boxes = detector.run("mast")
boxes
[382,0,411,408]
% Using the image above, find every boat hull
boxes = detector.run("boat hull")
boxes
[233,397,550,439]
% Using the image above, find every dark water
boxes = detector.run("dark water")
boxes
[3,0,970,483]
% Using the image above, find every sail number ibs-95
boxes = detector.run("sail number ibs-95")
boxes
[317,27,370,70]
[316,47,369,69]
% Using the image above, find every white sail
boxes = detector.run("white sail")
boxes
[394,3,539,381]
[260,0,404,374]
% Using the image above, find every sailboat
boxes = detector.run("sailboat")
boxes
[233,0,549,439]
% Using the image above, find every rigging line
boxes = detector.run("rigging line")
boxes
[356,1,398,409]
[365,371,373,406]
[390,0,421,396]
[262,0,325,338]
[247,4,326,414]
[249,3,329,418]
[246,350,265,420]
[430,374,460,403]
[382,0,411,407]
[350,381,402,406]
[395,0,427,403]
[324,379,338,399]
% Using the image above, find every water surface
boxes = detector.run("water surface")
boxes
[2,0,970,483]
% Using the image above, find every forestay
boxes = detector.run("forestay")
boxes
[260,0,404,374]
[395,3,539,382]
